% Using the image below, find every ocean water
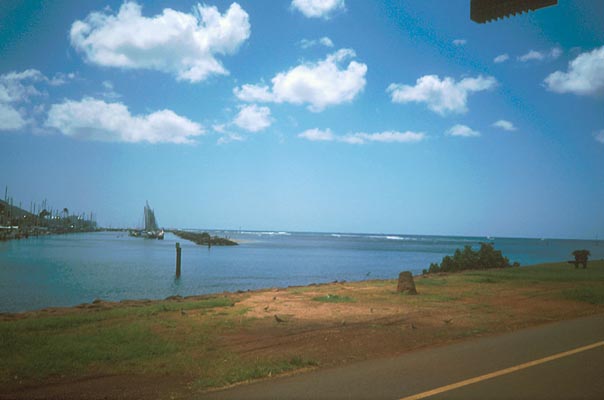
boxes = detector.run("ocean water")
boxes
[0,230,602,312]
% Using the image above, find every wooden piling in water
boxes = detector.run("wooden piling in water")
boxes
[175,242,181,277]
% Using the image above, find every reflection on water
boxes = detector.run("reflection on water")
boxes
[0,231,602,312]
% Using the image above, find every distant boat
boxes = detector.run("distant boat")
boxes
[129,201,164,240]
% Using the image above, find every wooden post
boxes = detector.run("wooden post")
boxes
[175,242,181,277]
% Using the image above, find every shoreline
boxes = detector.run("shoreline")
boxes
[1,260,603,398]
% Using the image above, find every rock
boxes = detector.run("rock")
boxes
[397,271,417,295]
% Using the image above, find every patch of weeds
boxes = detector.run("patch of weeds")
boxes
[196,355,318,389]
[468,277,499,284]
[422,293,460,302]
[234,307,252,316]
[562,287,604,305]
[312,294,355,303]
[417,278,448,287]
[0,321,176,381]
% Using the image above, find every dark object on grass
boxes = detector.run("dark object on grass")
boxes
[274,314,285,323]
[397,271,417,295]
[569,249,590,269]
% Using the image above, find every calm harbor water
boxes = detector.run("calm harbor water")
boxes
[1,231,602,312]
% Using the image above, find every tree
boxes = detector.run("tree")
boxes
[571,249,590,269]
[427,243,515,274]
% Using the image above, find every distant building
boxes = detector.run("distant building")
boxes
[471,0,558,23]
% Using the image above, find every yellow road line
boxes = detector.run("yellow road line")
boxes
[400,340,604,400]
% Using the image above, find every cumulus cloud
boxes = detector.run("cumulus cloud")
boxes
[298,128,425,144]
[594,130,604,144]
[217,132,244,145]
[233,104,272,132]
[70,2,250,83]
[344,131,426,144]
[494,54,509,63]
[299,37,334,49]
[453,39,467,46]
[544,46,604,95]
[492,120,517,131]
[0,69,49,131]
[517,47,562,62]
[45,98,203,144]
[234,49,367,112]
[298,128,335,141]
[387,75,497,115]
[0,69,45,104]
[0,104,26,131]
[291,0,345,19]
[446,124,480,137]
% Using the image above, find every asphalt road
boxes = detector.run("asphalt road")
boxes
[200,314,604,400]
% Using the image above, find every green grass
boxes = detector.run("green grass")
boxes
[312,294,355,303]
[460,260,604,283]
[467,277,499,284]
[416,278,448,286]
[0,320,177,381]
[0,296,238,384]
[196,355,318,389]
[562,286,604,305]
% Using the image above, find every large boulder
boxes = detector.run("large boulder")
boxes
[397,271,417,295]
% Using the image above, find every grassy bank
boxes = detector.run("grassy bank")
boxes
[1,261,603,399]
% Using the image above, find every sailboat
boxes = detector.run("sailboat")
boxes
[129,201,164,240]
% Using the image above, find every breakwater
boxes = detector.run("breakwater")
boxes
[171,230,238,246]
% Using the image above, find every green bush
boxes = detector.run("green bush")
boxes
[428,243,516,273]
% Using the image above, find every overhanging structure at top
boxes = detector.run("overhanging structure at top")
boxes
[471,0,558,23]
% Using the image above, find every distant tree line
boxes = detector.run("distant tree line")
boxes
[424,243,519,274]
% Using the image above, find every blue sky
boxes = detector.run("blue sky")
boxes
[1,0,603,239]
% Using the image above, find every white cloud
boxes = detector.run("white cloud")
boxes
[233,104,272,132]
[291,0,345,19]
[298,128,335,141]
[492,119,517,131]
[544,46,604,95]
[45,98,203,144]
[453,39,467,46]
[70,2,250,83]
[217,132,244,145]
[48,72,76,86]
[234,49,367,112]
[0,104,26,131]
[299,36,334,49]
[387,74,497,115]
[0,69,45,104]
[494,54,509,63]
[594,130,604,144]
[0,69,48,131]
[517,47,562,62]
[446,124,480,137]
[298,128,426,144]
[344,131,426,144]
